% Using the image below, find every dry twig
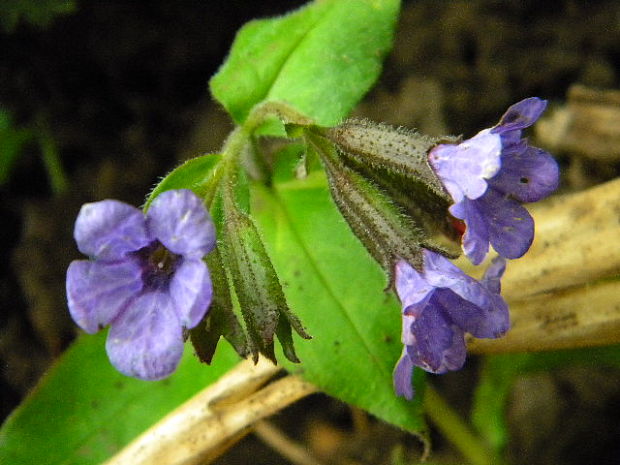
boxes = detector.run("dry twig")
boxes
[468,177,620,353]
[103,357,317,465]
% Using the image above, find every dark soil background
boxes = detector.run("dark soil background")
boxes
[1,1,619,464]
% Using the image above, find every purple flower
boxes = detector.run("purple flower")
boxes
[393,250,509,399]
[429,98,559,264]
[66,189,216,380]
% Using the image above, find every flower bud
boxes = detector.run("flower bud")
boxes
[218,166,310,363]
[326,119,454,200]
[307,131,432,281]
[190,249,249,364]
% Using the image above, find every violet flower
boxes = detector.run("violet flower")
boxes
[428,98,559,265]
[393,250,508,399]
[66,189,215,380]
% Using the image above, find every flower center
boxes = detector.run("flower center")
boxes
[134,241,180,290]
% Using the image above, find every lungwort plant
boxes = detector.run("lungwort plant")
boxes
[6,2,592,465]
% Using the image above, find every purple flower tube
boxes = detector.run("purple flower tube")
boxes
[393,250,509,399]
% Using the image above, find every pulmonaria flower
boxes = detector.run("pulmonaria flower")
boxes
[428,97,559,265]
[66,189,216,380]
[393,250,508,400]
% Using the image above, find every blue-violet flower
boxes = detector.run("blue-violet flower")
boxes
[393,250,508,399]
[428,97,559,265]
[66,189,216,380]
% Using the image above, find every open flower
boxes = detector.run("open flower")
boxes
[428,98,559,264]
[393,250,508,399]
[66,189,216,380]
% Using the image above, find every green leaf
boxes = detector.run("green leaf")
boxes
[210,0,400,126]
[0,108,33,185]
[0,0,76,33]
[471,345,620,454]
[0,331,240,465]
[0,127,32,184]
[144,153,222,208]
[250,146,427,436]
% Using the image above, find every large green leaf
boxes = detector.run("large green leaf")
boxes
[210,0,400,126]
[0,332,240,465]
[251,148,427,435]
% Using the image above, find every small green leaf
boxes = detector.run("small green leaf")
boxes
[0,332,240,465]
[145,153,222,209]
[210,0,400,126]
[0,0,77,33]
[251,146,427,436]
[0,127,32,184]
[0,108,33,185]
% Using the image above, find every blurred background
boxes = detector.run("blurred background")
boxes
[1,1,619,464]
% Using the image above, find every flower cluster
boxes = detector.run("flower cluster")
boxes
[393,98,559,398]
[66,189,215,380]
[428,97,559,265]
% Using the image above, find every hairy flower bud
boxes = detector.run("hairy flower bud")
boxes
[322,120,462,250]
[190,248,249,364]
[307,131,441,281]
[218,166,310,363]
[326,119,454,200]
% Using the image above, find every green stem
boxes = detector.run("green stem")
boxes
[424,384,500,465]
[203,101,313,206]
[245,101,314,131]
[201,127,249,207]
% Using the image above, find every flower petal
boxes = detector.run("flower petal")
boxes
[407,300,466,373]
[489,146,559,202]
[394,260,434,310]
[66,259,142,334]
[479,189,535,259]
[170,258,213,328]
[480,256,507,295]
[494,97,547,133]
[450,199,490,265]
[436,289,509,339]
[422,249,490,309]
[106,291,184,380]
[147,189,216,258]
[428,129,502,202]
[393,348,415,400]
[74,200,152,260]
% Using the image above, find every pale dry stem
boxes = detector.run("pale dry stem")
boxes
[103,357,317,465]
[467,177,620,353]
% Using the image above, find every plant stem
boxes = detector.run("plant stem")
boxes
[424,384,500,465]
